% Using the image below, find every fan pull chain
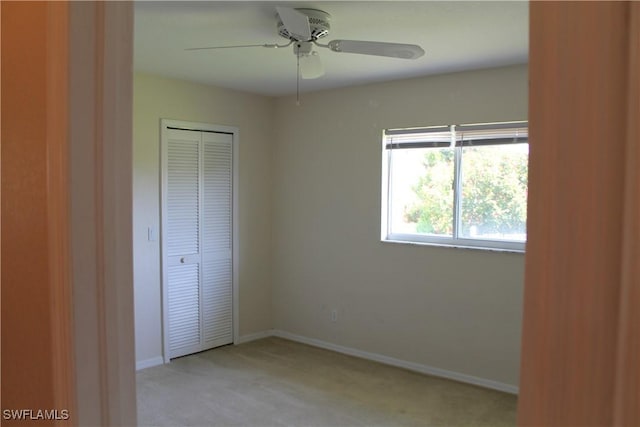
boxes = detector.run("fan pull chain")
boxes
[296,51,301,106]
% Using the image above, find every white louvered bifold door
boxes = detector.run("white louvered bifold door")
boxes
[164,127,233,360]
[202,132,233,348]
[166,129,202,358]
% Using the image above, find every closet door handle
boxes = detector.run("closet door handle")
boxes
[180,257,185,264]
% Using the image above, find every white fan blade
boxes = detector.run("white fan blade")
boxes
[299,52,324,79]
[276,6,311,41]
[185,44,279,50]
[327,40,425,59]
[185,42,289,51]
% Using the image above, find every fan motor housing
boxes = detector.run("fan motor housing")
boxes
[277,8,331,41]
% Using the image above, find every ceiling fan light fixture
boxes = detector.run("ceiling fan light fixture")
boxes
[299,52,324,79]
[294,41,324,79]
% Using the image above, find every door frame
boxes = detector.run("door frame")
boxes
[160,118,240,363]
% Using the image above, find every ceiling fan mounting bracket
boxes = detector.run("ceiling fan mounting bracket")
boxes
[277,8,331,42]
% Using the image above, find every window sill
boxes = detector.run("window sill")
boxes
[381,238,526,254]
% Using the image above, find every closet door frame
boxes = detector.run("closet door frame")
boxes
[160,119,239,363]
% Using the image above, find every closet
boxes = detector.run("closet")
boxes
[161,120,236,360]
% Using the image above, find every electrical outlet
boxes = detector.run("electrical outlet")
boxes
[331,309,338,322]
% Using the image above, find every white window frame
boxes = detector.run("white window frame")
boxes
[381,121,528,252]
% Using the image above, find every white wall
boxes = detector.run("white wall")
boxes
[272,64,527,387]
[133,73,274,364]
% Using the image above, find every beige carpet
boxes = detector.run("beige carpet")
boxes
[137,337,517,426]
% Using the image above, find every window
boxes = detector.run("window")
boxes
[381,122,528,251]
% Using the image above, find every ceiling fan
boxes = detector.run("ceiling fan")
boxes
[186,6,425,81]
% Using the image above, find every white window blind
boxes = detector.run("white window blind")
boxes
[385,122,528,147]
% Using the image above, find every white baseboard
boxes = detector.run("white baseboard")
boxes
[138,332,270,369]
[271,329,519,395]
[136,356,164,371]
[235,330,274,345]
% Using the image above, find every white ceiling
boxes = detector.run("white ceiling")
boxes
[134,1,528,96]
